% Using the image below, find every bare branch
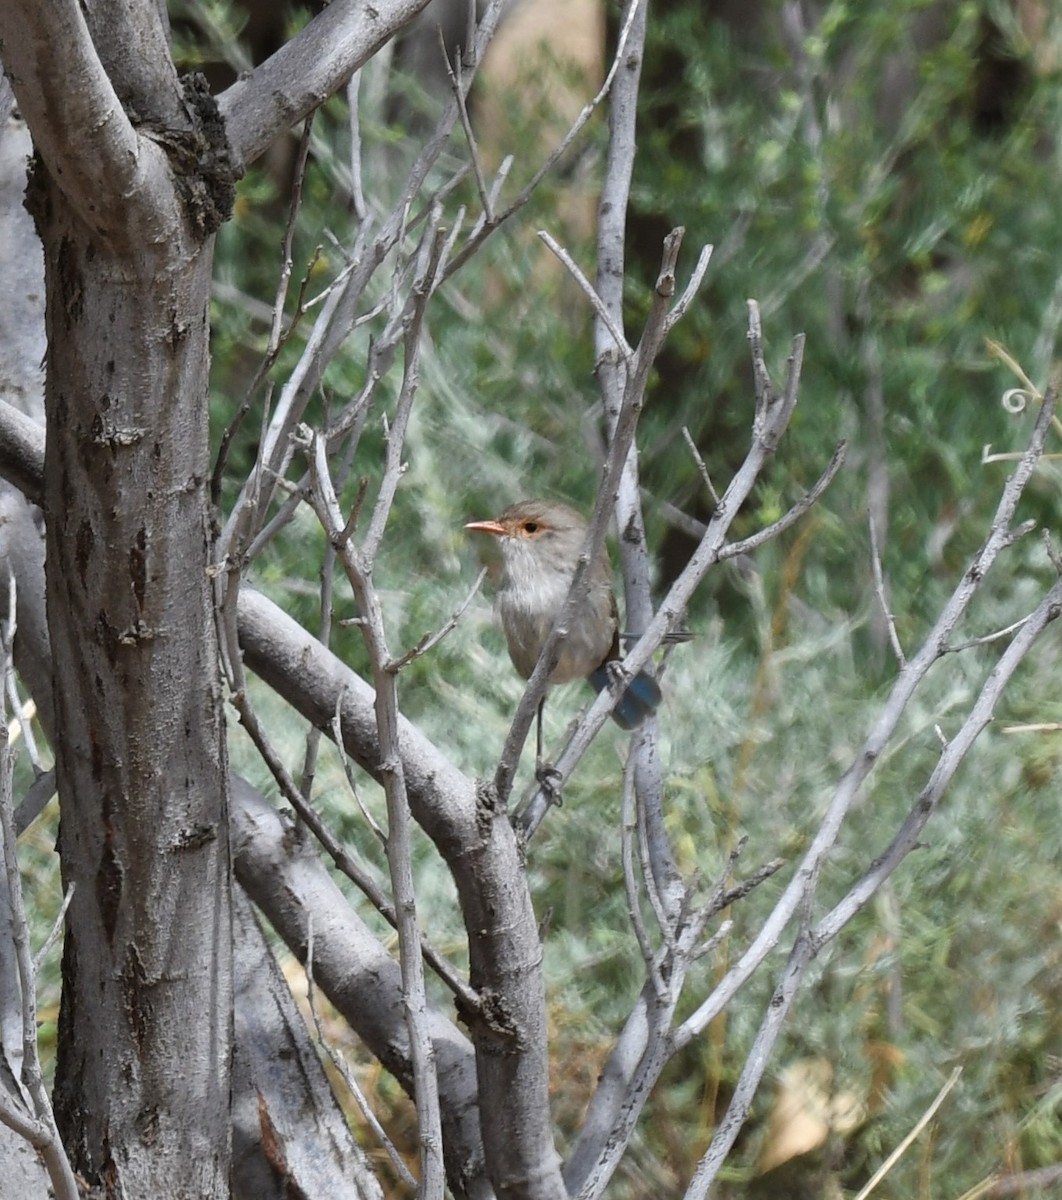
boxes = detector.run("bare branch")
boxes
[0,401,45,507]
[681,426,721,511]
[232,674,478,1014]
[747,299,774,408]
[231,783,488,1196]
[305,918,418,1192]
[620,760,667,998]
[448,49,493,225]
[388,567,487,673]
[32,884,74,979]
[675,383,1060,1052]
[537,230,633,359]
[304,431,445,1196]
[438,0,645,283]
[218,0,437,170]
[869,509,906,667]
[519,311,818,839]
[718,440,847,560]
[663,243,714,335]
[271,116,316,357]
[347,71,369,223]
[237,585,567,1196]
[687,564,1062,1192]
[0,0,167,246]
[362,218,447,563]
[0,579,79,1200]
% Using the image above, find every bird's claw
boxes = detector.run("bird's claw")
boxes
[605,659,629,692]
[535,763,564,806]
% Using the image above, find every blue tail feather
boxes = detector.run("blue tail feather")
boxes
[588,664,662,730]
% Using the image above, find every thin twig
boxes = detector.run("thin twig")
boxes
[681,500,1062,1198]
[869,510,906,667]
[747,299,773,409]
[681,426,721,509]
[0,578,79,1200]
[304,430,445,1195]
[537,230,632,359]
[439,0,644,283]
[447,47,493,225]
[945,612,1035,654]
[387,567,487,672]
[362,219,447,563]
[230,680,477,1013]
[620,758,667,999]
[346,71,368,223]
[717,441,846,560]
[663,243,714,335]
[305,917,417,1190]
[210,117,315,510]
[329,705,388,847]
[5,674,41,775]
[852,1067,962,1200]
[634,755,676,951]
[32,883,74,978]
[299,539,336,802]
[270,115,316,357]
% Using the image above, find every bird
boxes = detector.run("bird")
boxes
[464,499,663,746]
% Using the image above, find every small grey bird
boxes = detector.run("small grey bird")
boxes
[465,499,662,731]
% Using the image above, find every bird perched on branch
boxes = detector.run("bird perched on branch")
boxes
[465,499,663,736]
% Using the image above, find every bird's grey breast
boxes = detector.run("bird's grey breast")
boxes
[495,540,614,683]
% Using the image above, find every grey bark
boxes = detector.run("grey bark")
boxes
[11,8,234,1196]
[231,882,385,1200]
[238,588,566,1200]
[1,0,237,1191]
[0,26,432,1197]
[0,340,396,1194]
[232,778,493,1200]
[0,94,71,1200]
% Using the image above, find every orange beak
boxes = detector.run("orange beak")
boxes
[464,519,507,537]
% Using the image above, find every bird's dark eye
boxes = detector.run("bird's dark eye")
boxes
[522,521,539,533]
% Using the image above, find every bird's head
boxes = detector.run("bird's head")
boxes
[465,499,588,588]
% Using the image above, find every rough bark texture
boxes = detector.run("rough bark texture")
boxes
[231,779,493,1200]
[0,0,238,1190]
[231,883,385,1200]
[38,177,234,1195]
[32,91,234,1185]
[238,590,566,1199]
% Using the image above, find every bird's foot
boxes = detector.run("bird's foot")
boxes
[535,762,564,806]
[604,658,629,692]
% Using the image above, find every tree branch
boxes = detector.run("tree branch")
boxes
[304,430,445,1197]
[0,0,179,248]
[518,312,815,839]
[231,780,490,1200]
[684,560,1062,1194]
[674,387,1058,1061]
[0,582,79,1200]
[218,0,437,170]
[0,402,44,509]
[236,587,566,1200]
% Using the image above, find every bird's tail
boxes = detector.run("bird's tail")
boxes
[588,663,662,731]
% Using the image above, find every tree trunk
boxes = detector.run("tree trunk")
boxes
[43,194,233,1193]
[29,110,234,1200]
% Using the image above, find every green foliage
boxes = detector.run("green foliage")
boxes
[625,0,1062,635]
